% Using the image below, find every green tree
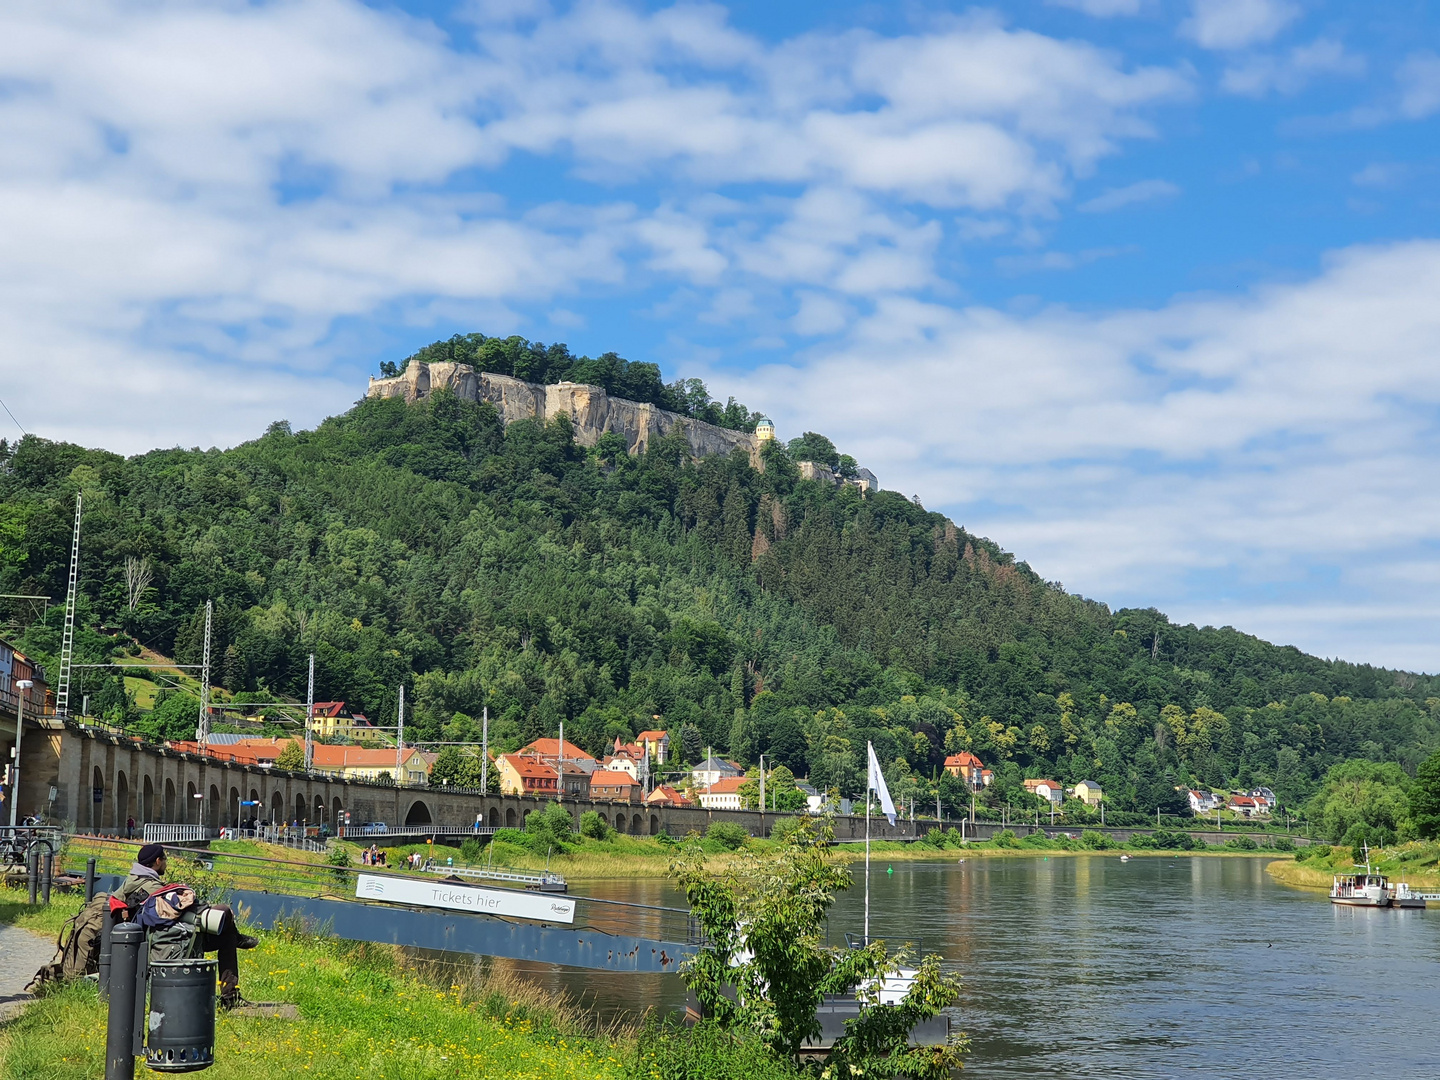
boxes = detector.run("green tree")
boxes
[1409,749,1440,840]
[674,818,965,1077]
[786,432,840,470]
[275,741,305,771]
[1304,760,1413,842]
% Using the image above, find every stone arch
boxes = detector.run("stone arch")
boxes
[208,785,221,829]
[186,782,198,824]
[598,812,609,828]
[115,771,129,830]
[89,765,103,831]
[143,775,154,823]
[270,791,283,823]
[613,813,626,834]
[295,792,307,824]
[650,814,660,836]
[505,807,516,828]
[632,813,642,834]
[488,807,500,826]
[315,795,326,823]
[332,798,343,829]
[405,800,432,826]
[164,778,176,822]
[229,787,240,828]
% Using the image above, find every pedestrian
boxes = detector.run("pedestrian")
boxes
[126,816,135,839]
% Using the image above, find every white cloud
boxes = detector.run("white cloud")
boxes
[1048,0,1145,16]
[1221,39,1365,96]
[1397,52,1440,119]
[1078,178,1180,212]
[710,241,1440,668]
[1181,0,1300,51]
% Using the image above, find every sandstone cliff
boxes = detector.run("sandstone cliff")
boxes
[368,362,765,467]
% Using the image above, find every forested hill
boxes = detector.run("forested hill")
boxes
[1,380,1438,819]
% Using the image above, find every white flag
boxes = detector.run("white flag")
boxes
[867,742,896,825]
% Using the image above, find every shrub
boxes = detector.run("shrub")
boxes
[706,822,750,851]
[492,828,525,846]
[1224,835,1258,850]
[993,829,1019,848]
[923,827,947,848]
[639,1019,805,1080]
[459,837,482,862]
[769,816,806,844]
[1080,829,1109,850]
[579,810,612,841]
[1271,836,1294,852]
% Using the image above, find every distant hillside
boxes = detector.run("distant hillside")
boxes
[1,355,1437,821]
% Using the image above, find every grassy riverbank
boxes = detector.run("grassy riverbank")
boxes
[1266,840,1440,892]
[0,888,797,1080]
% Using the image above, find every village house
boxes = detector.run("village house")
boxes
[691,753,743,789]
[498,754,560,797]
[645,784,691,808]
[589,771,641,803]
[1228,794,1266,817]
[1023,778,1064,805]
[1073,780,1104,807]
[311,744,432,784]
[1188,790,1221,814]
[943,751,990,790]
[697,775,747,810]
[518,738,598,774]
[635,729,669,765]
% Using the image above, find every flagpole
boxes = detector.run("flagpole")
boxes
[865,763,872,945]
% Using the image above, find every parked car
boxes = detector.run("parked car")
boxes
[361,822,389,834]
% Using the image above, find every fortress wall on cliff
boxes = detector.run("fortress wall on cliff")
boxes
[368,362,764,467]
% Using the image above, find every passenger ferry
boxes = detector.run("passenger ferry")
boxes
[1330,845,1391,907]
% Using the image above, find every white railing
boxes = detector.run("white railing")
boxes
[143,824,212,844]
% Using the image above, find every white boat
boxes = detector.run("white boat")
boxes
[1330,846,1391,907]
[1390,881,1427,909]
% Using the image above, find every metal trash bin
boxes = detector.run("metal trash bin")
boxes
[144,958,216,1072]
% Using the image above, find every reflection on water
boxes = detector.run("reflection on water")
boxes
[423,856,1440,1076]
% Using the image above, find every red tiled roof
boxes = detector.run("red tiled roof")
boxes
[519,738,595,761]
[636,730,669,743]
[704,777,748,795]
[591,773,638,788]
[1024,779,1060,790]
[312,744,427,769]
[502,755,559,778]
[945,752,984,768]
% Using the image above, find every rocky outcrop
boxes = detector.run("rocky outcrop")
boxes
[368,363,764,467]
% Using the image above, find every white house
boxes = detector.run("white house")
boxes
[1024,778,1063,805]
[697,776,747,810]
[692,754,743,789]
[1188,790,1221,814]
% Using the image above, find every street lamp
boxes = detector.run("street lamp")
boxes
[8,679,33,828]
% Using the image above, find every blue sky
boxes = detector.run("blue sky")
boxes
[2,0,1440,669]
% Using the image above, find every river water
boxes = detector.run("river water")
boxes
[483,855,1440,1077]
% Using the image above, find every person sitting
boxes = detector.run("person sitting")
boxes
[114,843,259,1008]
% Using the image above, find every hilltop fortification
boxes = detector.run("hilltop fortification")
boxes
[368,362,767,467]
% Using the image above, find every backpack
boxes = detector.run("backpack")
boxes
[138,883,205,963]
[25,892,111,993]
[137,884,198,929]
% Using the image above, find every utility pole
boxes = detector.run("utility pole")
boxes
[395,684,404,784]
[481,706,488,793]
[196,600,212,748]
[557,721,564,801]
[304,653,315,771]
[8,679,32,827]
[56,494,81,716]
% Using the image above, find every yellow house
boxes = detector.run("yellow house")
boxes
[1073,780,1103,807]
[312,744,431,785]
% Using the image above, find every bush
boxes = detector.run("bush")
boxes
[768,816,806,844]
[1081,829,1109,850]
[492,828,526,846]
[1224,835,1258,850]
[639,1019,804,1080]
[1128,833,1157,849]
[459,837,482,862]
[923,827,947,848]
[1271,836,1294,851]
[579,810,612,841]
[992,829,1019,848]
[706,821,750,851]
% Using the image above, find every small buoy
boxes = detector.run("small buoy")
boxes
[887,865,893,875]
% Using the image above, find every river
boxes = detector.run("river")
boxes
[478,854,1440,1076]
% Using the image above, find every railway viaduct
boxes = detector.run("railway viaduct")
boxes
[10,715,921,842]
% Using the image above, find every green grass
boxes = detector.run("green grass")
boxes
[0,888,800,1080]
[1267,839,1440,891]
